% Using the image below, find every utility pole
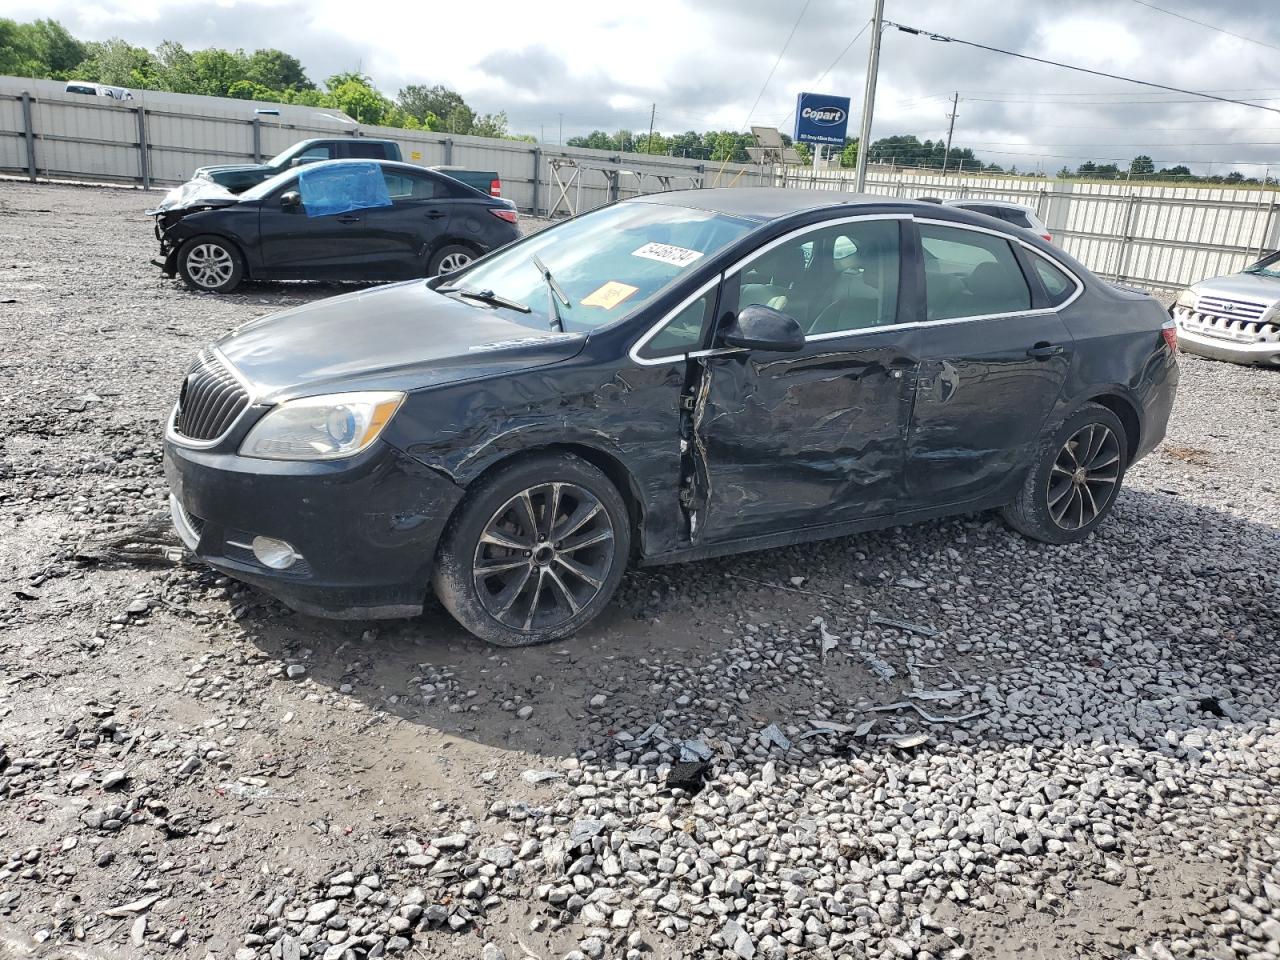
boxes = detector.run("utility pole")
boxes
[853,0,885,192]
[942,92,958,175]
[646,103,656,154]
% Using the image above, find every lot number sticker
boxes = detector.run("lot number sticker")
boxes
[632,242,704,268]
[582,281,640,309]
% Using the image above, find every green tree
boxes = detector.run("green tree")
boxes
[0,19,39,75]
[74,38,160,87]
[245,49,311,91]
[839,139,858,168]
[471,111,509,139]
[188,48,247,97]
[325,74,393,125]
[26,19,87,75]
[1130,155,1155,176]
[396,83,466,124]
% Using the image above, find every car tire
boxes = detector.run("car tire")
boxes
[177,235,244,293]
[428,243,476,277]
[1002,402,1129,545]
[432,452,631,646]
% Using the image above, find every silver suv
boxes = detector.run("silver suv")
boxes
[1171,251,1280,367]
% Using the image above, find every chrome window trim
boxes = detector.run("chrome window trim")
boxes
[165,347,261,450]
[626,211,1087,366]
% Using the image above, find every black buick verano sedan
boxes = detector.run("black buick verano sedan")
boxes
[164,189,1178,646]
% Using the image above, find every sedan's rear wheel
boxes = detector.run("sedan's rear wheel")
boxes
[432,453,630,646]
[1002,402,1128,544]
[178,235,244,293]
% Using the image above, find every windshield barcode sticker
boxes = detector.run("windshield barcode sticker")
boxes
[632,242,704,267]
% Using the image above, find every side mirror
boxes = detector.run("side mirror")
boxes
[280,190,302,211]
[720,304,805,353]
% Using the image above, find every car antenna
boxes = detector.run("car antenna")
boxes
[531,253,570,333]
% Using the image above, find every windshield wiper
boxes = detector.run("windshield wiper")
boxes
[435,285,531,313]
[531,254,571,332]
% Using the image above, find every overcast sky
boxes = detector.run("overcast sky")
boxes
[10,0,1280,174]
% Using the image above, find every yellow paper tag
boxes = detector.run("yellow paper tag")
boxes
[581,281,639,309]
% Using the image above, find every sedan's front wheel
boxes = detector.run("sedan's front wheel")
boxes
[432,453,631,646]
[177,235,244,293]
[1002,402,1128,544]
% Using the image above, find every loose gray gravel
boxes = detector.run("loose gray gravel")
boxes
[1,179,1278,960]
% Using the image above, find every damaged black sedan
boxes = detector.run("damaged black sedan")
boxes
[149,159,519,293]
[164,189,1178,646]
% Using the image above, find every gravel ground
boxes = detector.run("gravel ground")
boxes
[1,179,1278,960]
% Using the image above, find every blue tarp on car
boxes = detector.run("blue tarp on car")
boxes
[297,162,392,218]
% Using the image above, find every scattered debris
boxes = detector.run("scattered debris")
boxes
[869,700,986,724]
[889,732,930,749]
[677,737,712,762]
[862,653,898,683]
[869,615,938,638]
[665,759,710,795]
[759,723,792,751]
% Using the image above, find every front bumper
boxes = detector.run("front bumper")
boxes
[1176,326,1280,367]
[165,431,465,619]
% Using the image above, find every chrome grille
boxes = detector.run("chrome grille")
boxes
[173,351,250,442]
[1195,295,1268,322]
[1174,305,1280,345]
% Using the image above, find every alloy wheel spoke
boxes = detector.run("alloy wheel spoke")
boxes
[544,483,563,541]
[475,556,530,576]
[517,490,541,542]
[488,563,533,618]
[559,527,613,553]
[554,554,603,589]
[1079,481,1099,522]
[553,500,602,544]
[481,527,531,551]
[544,566,580,615]
[522,567,548,631]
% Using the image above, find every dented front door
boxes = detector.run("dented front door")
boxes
[690,330,918,544]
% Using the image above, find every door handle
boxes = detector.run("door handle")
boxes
[425,210,446,219]
[336,214,361,224]
[1026,342,1064,359]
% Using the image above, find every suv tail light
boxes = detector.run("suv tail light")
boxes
[1161,319,1178,352]
[489,178,502,197]
[1041,233,1053,243]
[489,207,518,224]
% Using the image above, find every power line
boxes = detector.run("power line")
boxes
[885,21,1280,117]
[1127,0,1280,53]
[741,0,813,129]
[776,19,874,130]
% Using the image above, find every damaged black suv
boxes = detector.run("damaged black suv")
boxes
[164,189,1178,646]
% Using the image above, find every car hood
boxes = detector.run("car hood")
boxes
[194,163,273,178]
[1192,271,1280,305]
[146,179,240,216]
[216,281,588,402]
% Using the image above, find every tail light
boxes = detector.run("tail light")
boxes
[1161,319,1178,352]
[489,207,518,224]
[1041,233,1053,243]
[489,178,502,197]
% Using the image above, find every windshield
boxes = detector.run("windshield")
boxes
[450,201,757,332]
[1244,250,1280,279]
[240,167,299,201]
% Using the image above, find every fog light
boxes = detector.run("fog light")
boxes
[251,536,300,570]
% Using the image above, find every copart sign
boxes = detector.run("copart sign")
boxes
[794,92,852,146]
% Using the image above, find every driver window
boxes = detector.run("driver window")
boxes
[737,219,900,336]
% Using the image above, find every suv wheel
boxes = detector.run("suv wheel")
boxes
[1002,402,1128,544]
[432,453,630,646]
[178,235,244,293]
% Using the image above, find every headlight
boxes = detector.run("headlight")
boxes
[1175,288,1199,310]
[239,391,404,461]
[1263,302,1280,324]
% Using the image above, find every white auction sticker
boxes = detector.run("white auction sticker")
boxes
[632,242,704,268]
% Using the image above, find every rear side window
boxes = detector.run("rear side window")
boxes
[347,141,390,159]
[382,171,435,200]
[919,223,1032,321]
[998,209,1033,228]
[1032,255,1076,306]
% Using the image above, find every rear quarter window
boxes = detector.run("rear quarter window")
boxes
[1031,255,1077,306]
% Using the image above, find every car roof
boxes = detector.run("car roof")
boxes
[635,187,937,223]
[944,198,1035,213]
